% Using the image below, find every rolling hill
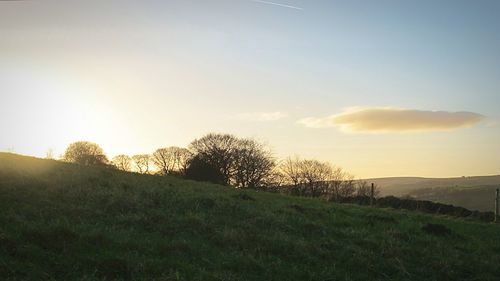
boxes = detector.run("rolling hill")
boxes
[1,153,500,280]
[369,176,500,211]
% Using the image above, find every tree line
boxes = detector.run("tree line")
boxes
[62,133,378,201]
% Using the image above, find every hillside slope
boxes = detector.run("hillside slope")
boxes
[371,176,500,211]
[371,176,500,196]
[406,185,499,212]
[1,153,500,281]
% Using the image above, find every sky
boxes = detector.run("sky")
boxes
[1,0,499,178]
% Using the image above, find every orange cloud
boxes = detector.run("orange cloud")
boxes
[298,107,484,133]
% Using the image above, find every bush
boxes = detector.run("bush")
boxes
[184,155,224,185]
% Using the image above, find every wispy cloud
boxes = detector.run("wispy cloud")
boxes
[236,111,288,122]
[251,0,303,10]
[298,107,485,133]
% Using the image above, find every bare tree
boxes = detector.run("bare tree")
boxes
[63,141,108,166]
[188,133,276,187]
[299,159,333,196]
[261,167,287,188]
[232,139,276,188]
[280,156,303,187]
[335,172,356,199]
[356,180,380,198]
[277,156,356,199]
[325,167,355,201]
[152,148,176,175]
[132,154,151,174]
[172,147,192,176]
[112,155,132,172]
[45,148,55,159]
[152,147,191,175]
[189,133,240,185]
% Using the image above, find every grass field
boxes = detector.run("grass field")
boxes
[1,152,500,281]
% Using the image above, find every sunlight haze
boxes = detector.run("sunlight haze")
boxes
[1,0,499,178]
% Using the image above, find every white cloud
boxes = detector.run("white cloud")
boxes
[298,107,485,133]
[235,111,288,122]
[251,0,303,10]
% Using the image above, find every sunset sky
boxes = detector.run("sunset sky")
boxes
[1,0,499,178]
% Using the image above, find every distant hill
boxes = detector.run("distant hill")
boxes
[1,153,500,280]
[367,175,500,211]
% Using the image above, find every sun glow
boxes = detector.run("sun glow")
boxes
[1,0,499,178]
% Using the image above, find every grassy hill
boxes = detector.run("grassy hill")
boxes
[1,153,500,281]
[370,176,500,211]
[371,176,500,197]
[406,185,499,212]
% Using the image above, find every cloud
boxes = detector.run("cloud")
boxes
[298,107,485,133]
[236,111,288,122]
[251,0,303,10]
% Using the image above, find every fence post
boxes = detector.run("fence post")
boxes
[370,183,374,206]
[495,188,499,223]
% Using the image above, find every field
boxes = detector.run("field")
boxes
[1,153,500,281]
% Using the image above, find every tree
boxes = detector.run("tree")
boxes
[356,181,380,198]
[45,148,55,160]
[299,159,334,197]
[188,133,240,185]
[232,139,276,188]
[278,156,356,199]
[112,155,132,171]
[152,147,191,176]
[152,148,175,175]
[333,171,356,199]
[261,168,287,188]
[173,147,191,176]
[188,133,276,187]
[322,166,355,201]
[63,141,108,165]
[280,156,303,187]
[184,154,224,184]
[132,154,151,174]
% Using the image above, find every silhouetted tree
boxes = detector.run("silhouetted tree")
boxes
[323,167,355,201]
[152,147,191,176]
[299,159,334,196]
[188,133,240,185]
[333,172,356,200]
[63,141,108,166]
[280,156,303,187]
[132,154,151,174]
[233,139,276,188]
[174,147,192,176]
[356,181,380,198]
[261,168,287,188]
[184,154,224,184]
[188,133,276,187]
[278,156,355,199]
[112,155,132,171]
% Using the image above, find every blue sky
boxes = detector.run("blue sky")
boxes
[1,0,499,177]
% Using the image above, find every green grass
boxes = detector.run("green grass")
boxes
[1,152,500,281]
